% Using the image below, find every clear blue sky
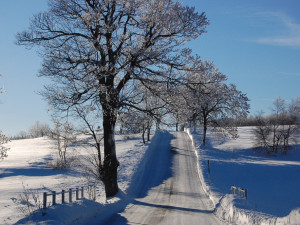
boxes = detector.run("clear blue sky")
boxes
[0,0,300,136]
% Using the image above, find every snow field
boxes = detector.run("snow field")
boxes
[0,133,152,224]
[186,127,300,225]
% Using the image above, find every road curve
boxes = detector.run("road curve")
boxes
[105,131,226,225]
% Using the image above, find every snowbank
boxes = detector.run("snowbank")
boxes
[185,127,300,225]
[215,195,300,225]
[184,128,221,207]
[0,132,155,224]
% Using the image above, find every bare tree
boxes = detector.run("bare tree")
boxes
[253,97,299,154]
[51,120,76,168]
[17,0,208,197]
[174,59,249,145]
[0,74,5,95]
[0,74,9,160]
[28,121,51,138]
[0,131,9,161]
[72,105,104,179]
[14,131,28,140]
[118,109,150,144]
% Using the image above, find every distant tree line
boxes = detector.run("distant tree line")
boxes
[13,121,51,140]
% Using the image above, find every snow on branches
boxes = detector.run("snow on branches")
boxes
[0,131,9,161]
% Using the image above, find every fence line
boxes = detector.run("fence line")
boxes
[231,185,248,200]
[43,184,96,210]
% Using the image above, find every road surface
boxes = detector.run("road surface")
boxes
[105,131,226,225]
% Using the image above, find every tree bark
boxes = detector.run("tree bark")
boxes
[147,120,151,142]
[202,114,207,145]
[142,124,146,144]
[101,112,119,197]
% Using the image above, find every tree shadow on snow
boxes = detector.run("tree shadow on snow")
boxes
[198,137,300,217]
[126,130,175,198]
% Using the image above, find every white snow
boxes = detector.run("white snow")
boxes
[1,128,299,225]
[185,127,300,225]
[0,133,152,224]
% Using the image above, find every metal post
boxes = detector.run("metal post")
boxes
[245,189,248,200]
[52,191,56,205]
[43,192,47,209]
[81,187,84,198]
[69,188,72,202]
[62,190,65,204]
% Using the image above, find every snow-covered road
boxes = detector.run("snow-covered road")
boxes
[104,132,225,225]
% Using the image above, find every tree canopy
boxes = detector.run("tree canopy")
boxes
[17,0,209,197]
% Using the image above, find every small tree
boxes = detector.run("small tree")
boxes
[72,105,104,179]
[51,120,76,168]
[253,97,299,154]
[0,74,9,160]
[0,131,9,160]
[29,121,51,138]
[118,109,150,144]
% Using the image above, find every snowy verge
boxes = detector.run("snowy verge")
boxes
[12,131,169,225]
[215,195,300,225]
[184,128,220,207]
[184,128,300,225]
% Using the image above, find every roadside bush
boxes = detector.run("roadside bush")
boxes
[12,183,43,216]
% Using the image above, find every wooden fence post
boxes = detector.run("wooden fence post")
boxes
[62,190,65,204]
[52,191,56,205]
[69,188,72,202]
[76,188,79,200]
[43,192,47,209]
[208,160,211,185]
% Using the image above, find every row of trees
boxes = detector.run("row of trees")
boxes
[16,0,248,197]
[166,58,249,145]
[13,121,51,139]
[253,97,300,154]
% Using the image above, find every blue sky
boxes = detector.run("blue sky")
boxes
[0,0,300,136]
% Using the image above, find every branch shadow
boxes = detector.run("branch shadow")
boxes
[126,131,175,198]
[133,200,214,214]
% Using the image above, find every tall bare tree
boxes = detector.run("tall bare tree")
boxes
[175,59,250,145]
[17,0,208,196]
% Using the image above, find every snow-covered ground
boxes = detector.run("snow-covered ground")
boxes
[0,133,151,224]
[186,127,300,225]
[1,128,300,225]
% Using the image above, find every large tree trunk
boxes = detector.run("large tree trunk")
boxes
[147,120,151,142]
[202,115,207,146]
[142,124,146,144]
[102,112,119,197]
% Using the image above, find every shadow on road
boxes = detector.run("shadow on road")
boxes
[127,131,175,199]
[133,200,215,214]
